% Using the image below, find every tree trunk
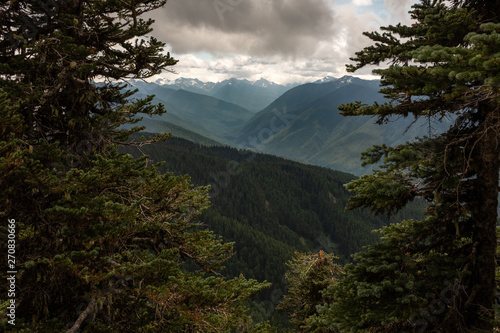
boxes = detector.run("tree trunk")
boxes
[468,101,499,331]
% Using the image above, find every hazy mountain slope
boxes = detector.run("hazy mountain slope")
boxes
[234,77,375,143]
[235,77,451,175]
[210,78,290,112]
[158,89,252,128]
[308,115,451,173]
[129,80,254,143]
[133,117,222,146]
[260,82,383,157]
[129,77,451,175]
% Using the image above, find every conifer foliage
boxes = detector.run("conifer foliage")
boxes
[0,1,267,331]
[278,251,342,332]
[330,0,500,331]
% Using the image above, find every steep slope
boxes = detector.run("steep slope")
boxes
[121,136,415,293]
[236,77,450,175]
[260,82,382,158]
[129,80,254,143]
[309,114,450,173]
[233,77,359,144]
[130,77,451,175]
[158,89,252,128]
[133,117,222,146]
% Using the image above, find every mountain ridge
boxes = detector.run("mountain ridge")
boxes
[129,76,450,175]
[152,77,294,112]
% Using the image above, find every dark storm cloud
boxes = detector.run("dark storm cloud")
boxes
[150,0,336,57]
[147,0,419,84]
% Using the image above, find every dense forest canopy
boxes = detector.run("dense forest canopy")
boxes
[121,136,424,319]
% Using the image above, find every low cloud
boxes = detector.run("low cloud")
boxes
[149,0,418,83]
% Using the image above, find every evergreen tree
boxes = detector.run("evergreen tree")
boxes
[0,1,268,331]
[278,251,342,332]
[332,0,500,331]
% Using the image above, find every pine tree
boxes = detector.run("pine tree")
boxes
[0,1,268,331]
[335,0,500,330]
[278,251,342,332]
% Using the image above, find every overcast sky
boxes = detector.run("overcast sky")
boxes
[148,0,417,84]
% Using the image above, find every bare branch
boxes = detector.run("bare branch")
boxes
[67,297,96,333]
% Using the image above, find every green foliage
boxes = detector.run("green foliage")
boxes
[320,219,470,332]
[121,136,411,278]
[0,1,268,332]
[278,251,343,332]
[121,135,426,328]
[327,0,500,331]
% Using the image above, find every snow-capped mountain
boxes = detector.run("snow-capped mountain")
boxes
[313,75,355,85]
[211,78,250,90]
[252,78,282,88]
[155,77,216,94]
[313,76,338,84]
[209,78,290,112]
[151,77,291,112]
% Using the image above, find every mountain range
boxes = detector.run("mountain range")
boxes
[152,77,293,113]
[129,76,450,175]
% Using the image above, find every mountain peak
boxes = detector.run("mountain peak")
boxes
[220,78,251,86]
[313,75,361,85]
[313,76,339,84]
[336,76,356,84]
[154,77,216,93]
[252,78,279,88]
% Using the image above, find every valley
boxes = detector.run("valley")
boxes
[120,136,424,325]
[9,0,497,331]
[122,75,442,325]
[130,76,450,176]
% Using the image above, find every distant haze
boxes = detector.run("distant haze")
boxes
[130,75,450,175]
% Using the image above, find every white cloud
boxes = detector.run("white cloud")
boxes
[148,0,419,84]
[352,0,373,6]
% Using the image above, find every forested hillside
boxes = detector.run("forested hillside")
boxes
[121,136,423,311]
